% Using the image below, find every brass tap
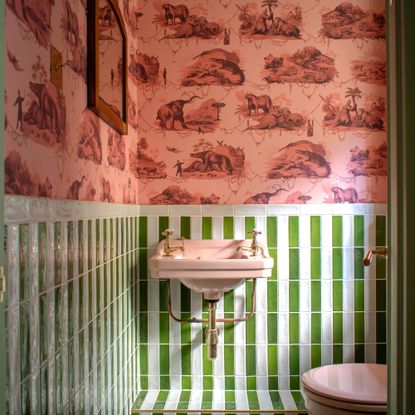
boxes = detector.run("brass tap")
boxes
[161,229,184,256]
[238,229,262,256]
[362,247,388,266]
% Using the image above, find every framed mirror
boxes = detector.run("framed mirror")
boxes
[87,0,128,135]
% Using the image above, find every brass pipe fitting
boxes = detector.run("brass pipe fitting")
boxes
[166,279,257,324]
[362,247,388,266]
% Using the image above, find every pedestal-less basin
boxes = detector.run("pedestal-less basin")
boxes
[149,239,274,300]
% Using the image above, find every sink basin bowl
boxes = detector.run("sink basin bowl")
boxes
[149,239,274,300]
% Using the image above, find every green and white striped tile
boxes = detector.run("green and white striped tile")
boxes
[4,196,141,415]
[134,204,387,412]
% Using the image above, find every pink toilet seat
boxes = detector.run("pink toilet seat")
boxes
[302,364,387,414]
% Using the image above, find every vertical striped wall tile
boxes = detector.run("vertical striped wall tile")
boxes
[4,197,388,414]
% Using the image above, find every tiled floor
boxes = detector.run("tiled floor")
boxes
[131,389,308,413]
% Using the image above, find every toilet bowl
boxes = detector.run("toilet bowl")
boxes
[301,363,387,415]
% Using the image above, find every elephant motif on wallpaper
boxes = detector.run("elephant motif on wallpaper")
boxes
[187,150,234,175]
[244,187,287,204]
[24,81,65,141]
[156,96,200,129]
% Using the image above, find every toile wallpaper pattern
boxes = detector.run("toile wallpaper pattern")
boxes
[4,0,387,205]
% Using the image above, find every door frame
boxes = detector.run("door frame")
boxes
[0,0,7,413]
[388,0,415,413]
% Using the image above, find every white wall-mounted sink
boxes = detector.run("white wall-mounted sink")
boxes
[149,239,274,300]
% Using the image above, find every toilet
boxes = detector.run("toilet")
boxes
[301,364,387,415]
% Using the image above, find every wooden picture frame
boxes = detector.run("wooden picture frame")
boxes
[87,0,128,135]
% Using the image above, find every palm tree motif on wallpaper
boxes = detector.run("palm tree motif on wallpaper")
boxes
[238,0,301,39]
[337,87,362,126]
[322,87,385,131]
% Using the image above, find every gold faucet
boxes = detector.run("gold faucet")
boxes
[238,229,262,256]
[161,229,184,256]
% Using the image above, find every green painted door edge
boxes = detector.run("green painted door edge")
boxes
[388,0,415,414]
[0,0,6,413]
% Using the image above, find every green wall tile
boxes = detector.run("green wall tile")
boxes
[311,281,321,312]
[332,248,343,279]
[311,345,321,368]
[354,280,365,312]
[333,281,343,311]
[180,217,191,239]
[139,217,147,247]
[332,216,342,247]
[267,217,277,248]
[354,248,365,279]
[354,216,364,247]
[289,249,299,279]
[289,281,299,312]
[333,345,343,364]
[20,302,30,380]
[19,224,29,301]
[268,314,278,344]
[267,281,278,312]
[333,313,343,344]
[289,314,299,344]
[289,216,299,247]
[224,345,234,378]
[247,391,260,409]
[376,280,387,311]
[311,313,321,344]
[159,217,169,241]
[223,217,234,239]
[355,312,365,343]
[202,217,213,239]
[376,215,386,246]
[310,216,321,247]
[289,345,299,374]
[38,223,47,293]
[311,249,321,280]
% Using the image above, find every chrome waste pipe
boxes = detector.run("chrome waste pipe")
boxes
[206,301,219,360]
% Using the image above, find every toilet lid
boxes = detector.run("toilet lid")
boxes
[301,364,387,405]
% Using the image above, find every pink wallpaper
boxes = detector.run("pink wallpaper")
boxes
[4,0,387,205]
[4,0,141,204]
